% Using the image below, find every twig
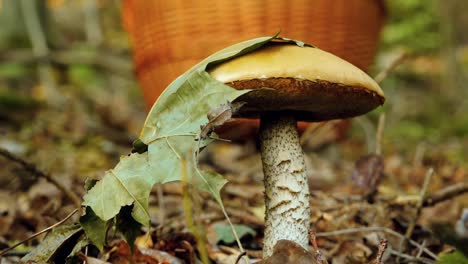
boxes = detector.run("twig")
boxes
[375,113,386,155]
[0,148,82,208]
[372,239,388,264]
[235,251,247,264]
[315,226,437,259]
[396,168,434,262]
[412,143,427,168]
[309,230,328,264]
[406,168,434,238]
[374,52,409,84]
[416,240,427,258]
[0,208,78,256]
[82,0,103,46]
[388,249,434,264]
[19,0,59,104]
[355,116,376,154]
[0,49,133,77]
[423,181,468,207]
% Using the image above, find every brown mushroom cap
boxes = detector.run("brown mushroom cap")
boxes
[208,42,385,122]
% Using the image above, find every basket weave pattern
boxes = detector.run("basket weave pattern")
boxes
[123,0,385,108]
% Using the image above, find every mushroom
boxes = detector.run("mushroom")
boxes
[208,41,385,257]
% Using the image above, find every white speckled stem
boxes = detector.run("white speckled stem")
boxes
[260,114,310,257]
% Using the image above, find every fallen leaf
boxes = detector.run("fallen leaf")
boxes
[211,223,256,244]
[257,240,318,264]
[351,153,384,197]
[21,224,83,263]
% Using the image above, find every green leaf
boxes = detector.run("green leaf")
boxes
[194,170,228,205]
[22,224,83,263]
[116,205,142,250]
[66,234,90,263]
[80,207,109,251]
[436,251,468,264]
[82,153,156,225]
[140,71,249,143]
[212,223,256,244]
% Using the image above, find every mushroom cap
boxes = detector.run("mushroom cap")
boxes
[208,42,385,122]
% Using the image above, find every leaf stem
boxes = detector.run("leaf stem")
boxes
[192,149,248,263]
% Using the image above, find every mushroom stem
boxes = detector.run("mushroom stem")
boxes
[259,113,310,257]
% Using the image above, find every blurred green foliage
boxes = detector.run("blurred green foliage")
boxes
[382,0,441,53]
[367,0,468,160]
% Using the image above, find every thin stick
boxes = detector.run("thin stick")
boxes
[309,230,328,264]
[374,52,408,84]
[0,49,132,76]
[397,168,434,263]
[405,168,434,238]
[19,0,58,103]
[0,148,82,208]
[82,0,103,46]
[398,168,434,262]
[373,239,388,264]
[0,208,78,256]
[388,249,434,264]
[416,240,427,258]
[235,251,247,264]
[375,113,386,155]
[315,226,437,259]
[423,181,468,207]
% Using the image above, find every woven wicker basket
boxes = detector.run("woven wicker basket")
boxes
[123,0,385,140]
[123,0,385,109]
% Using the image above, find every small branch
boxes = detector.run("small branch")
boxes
[391,181,468,208]
[375,113,385,155]
[0,49,133,77]
[374,52,409,84]
[19,0,58,103]
[82,0,103,46]
[406,168,434,236]
[0,208,78,256]
[398,168,432,263]
[315,226,437,260]
[0,148,82,208]
[372,239,388,264]
[423,181,468,207]
[309,230,328,264]
[388,249,434,264]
